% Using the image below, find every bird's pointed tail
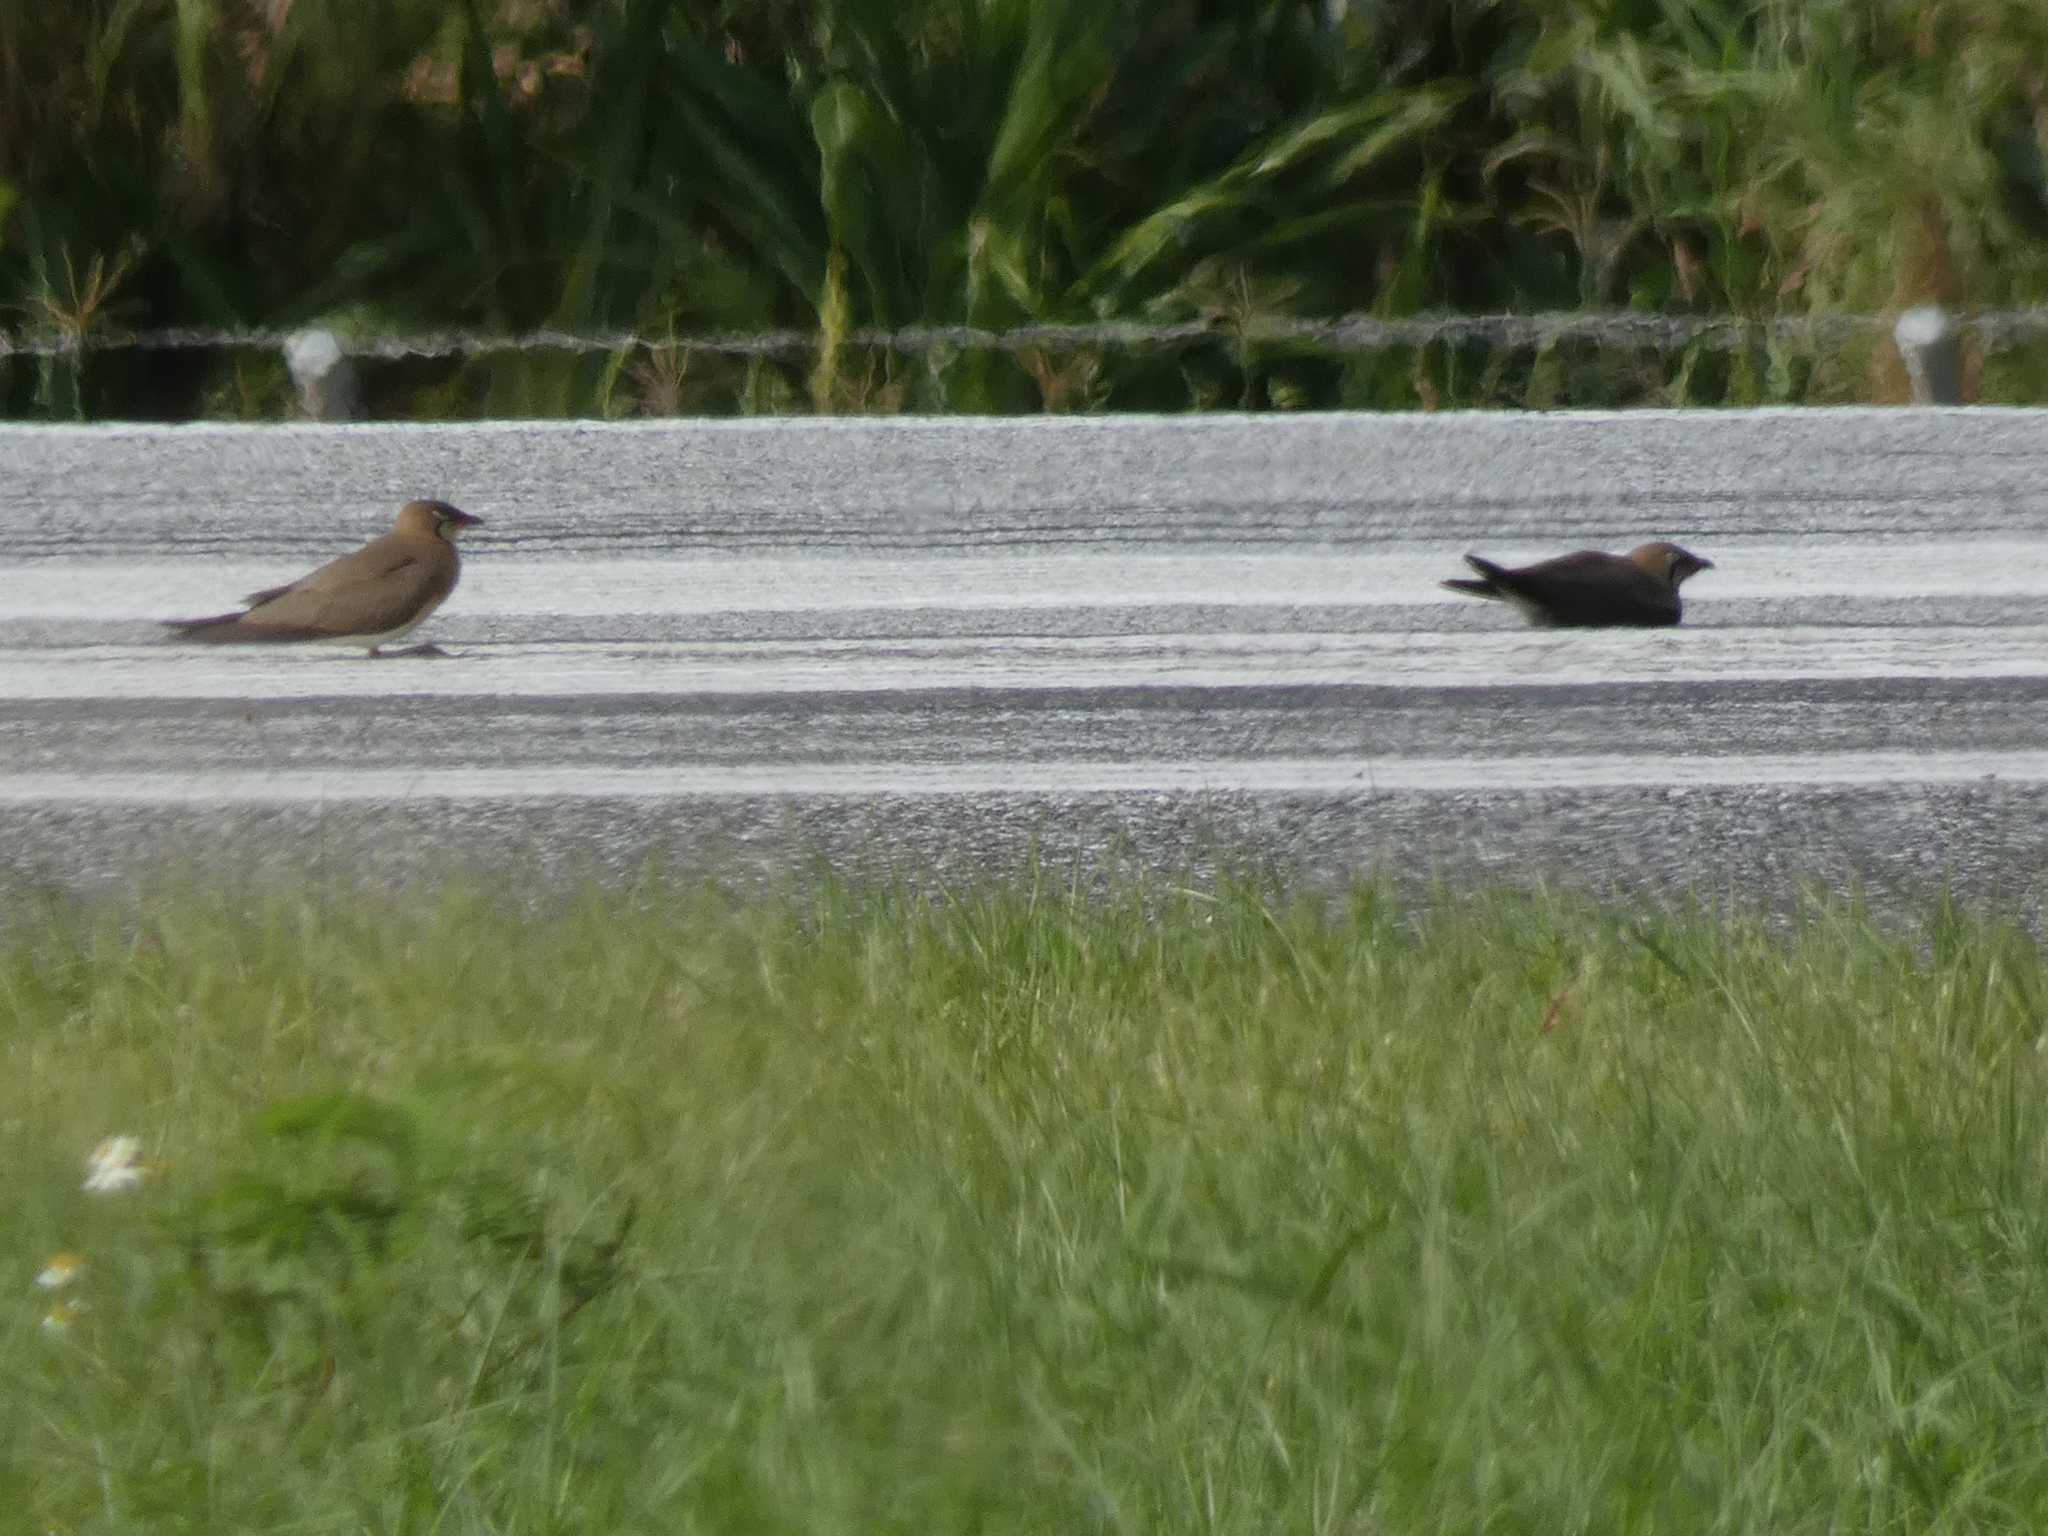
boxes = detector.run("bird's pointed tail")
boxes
[161,612,248,641]
[1442,554,1512,600]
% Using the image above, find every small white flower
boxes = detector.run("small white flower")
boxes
[83,1135,150,1194]
[41,1297,85,1332]
[35,1252,84,1290]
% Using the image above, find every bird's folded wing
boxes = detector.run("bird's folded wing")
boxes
[239,539,402,608]
[1502,560,1677,624]
[238,547,452,637]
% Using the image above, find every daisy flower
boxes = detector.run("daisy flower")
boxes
[35,1252,84,1290]
[83,1135,151,1194]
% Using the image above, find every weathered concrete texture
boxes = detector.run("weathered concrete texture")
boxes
[1,410,2045,916]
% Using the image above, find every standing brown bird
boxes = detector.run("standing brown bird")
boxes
[164,499,483,656]
[1441,541,1714,628]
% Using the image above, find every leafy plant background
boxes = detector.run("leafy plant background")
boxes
[5,0,2047,416]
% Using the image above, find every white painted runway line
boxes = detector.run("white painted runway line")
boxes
[8,538,2048,619]
[2,627,2043,700]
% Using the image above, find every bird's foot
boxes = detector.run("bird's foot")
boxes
[367,643,454,660]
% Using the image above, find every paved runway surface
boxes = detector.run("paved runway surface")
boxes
[2,410,2045,914]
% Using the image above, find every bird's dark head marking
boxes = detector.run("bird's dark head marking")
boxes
[1631,541,1713,589]
[400,499,484,541]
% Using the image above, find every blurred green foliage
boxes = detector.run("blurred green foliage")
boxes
[5,0,2048,416]
[14,875,2048,1527]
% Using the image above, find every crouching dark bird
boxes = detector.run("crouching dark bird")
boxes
[1441,541,1714,628]
[164,499,483,656]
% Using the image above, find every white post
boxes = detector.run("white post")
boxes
[1893,307,1961,405]
[284,329,362,421]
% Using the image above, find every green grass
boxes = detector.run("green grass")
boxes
[8,872,2048,1530]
